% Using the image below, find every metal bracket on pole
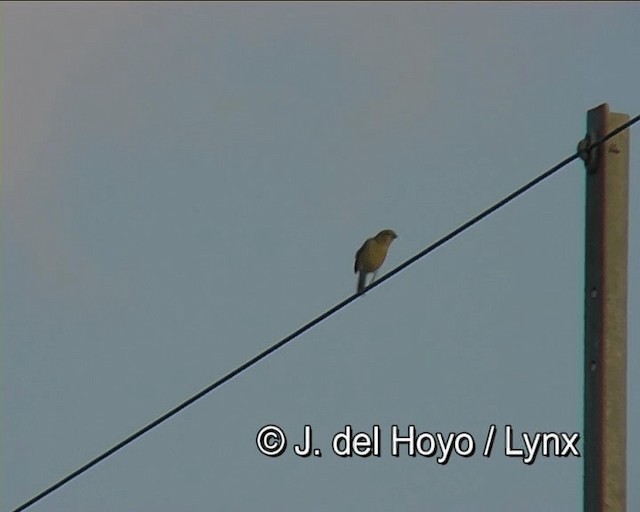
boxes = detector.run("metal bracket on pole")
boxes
[578,132,599,174]
[581,103,629,512]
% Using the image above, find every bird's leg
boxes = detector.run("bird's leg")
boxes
[371,271,378,285]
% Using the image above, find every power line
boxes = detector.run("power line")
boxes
[13,113,640,512]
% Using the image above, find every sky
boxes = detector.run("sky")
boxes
[3,2,639,511]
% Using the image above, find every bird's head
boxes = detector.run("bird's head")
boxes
[375,229,398,245]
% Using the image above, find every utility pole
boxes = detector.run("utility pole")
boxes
[579,104,629,512]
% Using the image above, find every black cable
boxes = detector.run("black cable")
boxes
[12,113,640,512]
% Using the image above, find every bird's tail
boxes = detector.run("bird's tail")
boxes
[357,271,366,294]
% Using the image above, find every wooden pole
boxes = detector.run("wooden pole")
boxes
[581,104,629,512]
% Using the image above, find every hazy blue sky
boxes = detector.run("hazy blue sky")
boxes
[3,2,639,511]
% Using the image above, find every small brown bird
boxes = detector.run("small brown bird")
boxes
[354,229,398,293]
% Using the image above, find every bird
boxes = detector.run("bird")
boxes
[354,229,398,294]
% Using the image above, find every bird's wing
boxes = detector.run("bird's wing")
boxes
[354,244,364,273]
